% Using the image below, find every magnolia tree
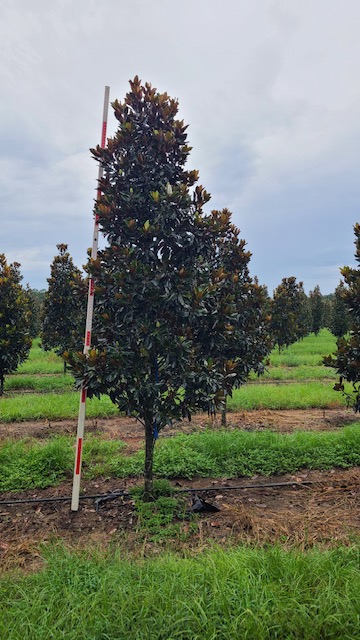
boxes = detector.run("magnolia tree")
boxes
[324,224,360,410]
[0,255,31,394]
[309,285,324,335]
[330,281,349,339]
[66,78,270,497]
[41,244,86,371]
[270,277,310,351]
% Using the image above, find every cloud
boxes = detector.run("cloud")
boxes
[1,0,360,294]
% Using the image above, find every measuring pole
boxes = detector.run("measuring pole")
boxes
[71,86,110,511]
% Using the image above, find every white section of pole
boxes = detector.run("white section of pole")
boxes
[71,86,110,512]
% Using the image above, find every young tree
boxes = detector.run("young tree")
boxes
[309,285,324,335]
[41,244,86,370]
[65,77,269,497]
[0,255,31,394]
[330,281,349,338]
[269,277,310,351]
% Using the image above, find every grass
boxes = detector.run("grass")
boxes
[1,425,360,491]
[250,365,336,381]
[0,436,126,492]
[16,340,64,375]
[4,374,75,393]
[0,544,359,639]
[0,380,349,422]
[228,381,348,410]
[0,391,119,422]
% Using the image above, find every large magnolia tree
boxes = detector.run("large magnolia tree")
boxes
[66,77,270,496]
[0,255,31,394]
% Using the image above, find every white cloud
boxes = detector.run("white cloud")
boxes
[1,0,360,293]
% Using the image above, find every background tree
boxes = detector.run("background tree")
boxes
[41,244,86,371]
[330,281,349,338]
[0,255,31,394]
[25,285,42,339]
[297,287,312,339]
[324,224,360,410]
[212,223,272,424]
[65,77,268,497]
[323,294,334,330]
[269,277,310,351]
[309,285,324,335]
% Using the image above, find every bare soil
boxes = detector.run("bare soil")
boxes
[1,409,359,571]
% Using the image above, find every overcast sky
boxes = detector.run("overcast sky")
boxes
[1,0,360,295]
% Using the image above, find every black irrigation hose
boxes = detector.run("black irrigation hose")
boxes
[0,480,318,507]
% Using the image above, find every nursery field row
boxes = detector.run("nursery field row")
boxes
[0,381,349,422]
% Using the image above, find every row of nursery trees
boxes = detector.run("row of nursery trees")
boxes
[0,78,358,494]
[1,244,350,386]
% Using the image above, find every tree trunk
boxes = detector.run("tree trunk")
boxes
[221,394,227,426]
[144,417,155,501]
[63,360,67,375]
[0,373,4,396]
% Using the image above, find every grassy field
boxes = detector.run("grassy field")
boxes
[1,545,359,640]
[1,329,359,639]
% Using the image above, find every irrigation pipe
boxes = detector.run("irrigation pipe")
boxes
[0,480,323,507]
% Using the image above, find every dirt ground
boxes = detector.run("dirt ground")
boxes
[1,409,359,570]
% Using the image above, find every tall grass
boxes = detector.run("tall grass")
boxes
[1,545,359,639]
[0,435,126,491]
[1,425,360,491]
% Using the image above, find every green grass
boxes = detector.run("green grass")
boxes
[16,339,64,374]
[0,435,126,492]
[273,329,337,356]
[143,424,360,479]
[0,380,349,422]
[250,365,336,381]
[2,425,360,491]
[4,374,75,393]
[269,329,337,366]
[0,392,119,422]
[1,545,359,639]
[228,381,348,410]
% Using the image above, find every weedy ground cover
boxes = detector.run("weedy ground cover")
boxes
[0,545,359,640]
[1,425,360,491]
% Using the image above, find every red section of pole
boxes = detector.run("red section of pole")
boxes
[71,86,110,511]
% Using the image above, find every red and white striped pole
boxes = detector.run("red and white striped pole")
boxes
[71,86,110,511]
